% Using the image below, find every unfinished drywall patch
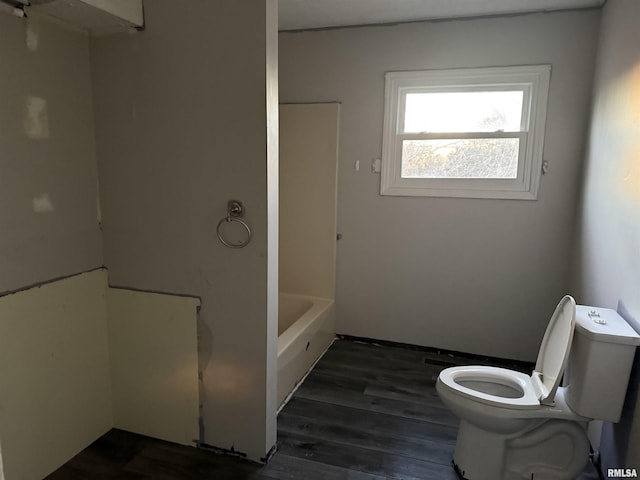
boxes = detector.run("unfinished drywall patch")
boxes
[0,269,112,480]
[107,287,200,446]
[25,19,39,51]
[0,11,103,294]
[32,193,54,213]
[23,96,50,140]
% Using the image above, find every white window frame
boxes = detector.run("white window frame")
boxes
[380,65,551,200]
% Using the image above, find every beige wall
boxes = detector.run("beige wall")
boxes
[90,0,278,460]
[574,0,640,469]
[280,10,601,361]
[107,288,200,447]
[0,13,103,294]
[0,270,112,480]
[280,103,340,299]
[0,268,205,479]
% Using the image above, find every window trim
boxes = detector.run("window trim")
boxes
[380,65,551,200]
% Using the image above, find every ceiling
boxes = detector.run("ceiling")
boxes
[278,0,605,31]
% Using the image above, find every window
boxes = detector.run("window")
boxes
[380,65,551,199]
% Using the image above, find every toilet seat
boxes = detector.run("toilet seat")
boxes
[438,295,577,410]
[532,295,576,405]
[438,366,541,409]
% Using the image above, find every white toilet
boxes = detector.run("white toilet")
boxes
[436,295,640,480]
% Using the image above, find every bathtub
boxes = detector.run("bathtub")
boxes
[277,293,335,407]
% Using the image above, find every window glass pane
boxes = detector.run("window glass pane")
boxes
[401,138,520,179]
[403,91,524,133]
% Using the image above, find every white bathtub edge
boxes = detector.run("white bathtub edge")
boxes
[277,336,337,414]
[277,294,336,407]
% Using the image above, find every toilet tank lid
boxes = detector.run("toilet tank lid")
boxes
[575,306,640,346]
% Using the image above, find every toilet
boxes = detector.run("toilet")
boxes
[436,295,640,480]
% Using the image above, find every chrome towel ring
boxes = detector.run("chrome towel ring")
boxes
[217,200,252,249]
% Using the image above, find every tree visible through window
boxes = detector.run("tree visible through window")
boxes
[401,138,520,179]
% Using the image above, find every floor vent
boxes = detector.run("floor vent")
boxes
[422,357,457,368]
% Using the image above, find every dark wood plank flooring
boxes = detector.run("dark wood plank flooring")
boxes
[46,339,602,479]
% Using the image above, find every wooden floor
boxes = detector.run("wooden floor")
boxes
[47,338,602,479]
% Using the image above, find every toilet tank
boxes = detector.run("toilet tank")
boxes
[565,306,640,422]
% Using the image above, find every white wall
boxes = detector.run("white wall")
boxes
[90,0,279,460]
[574,0,640,469]
[0,13,103,294]
[280,10,601,361]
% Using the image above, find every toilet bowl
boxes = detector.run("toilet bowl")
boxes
[437,365,582,433]
[436,295,640,480]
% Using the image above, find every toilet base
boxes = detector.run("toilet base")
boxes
[452,459,469,479]
[453,421,508,480]
[453,419,590,480]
